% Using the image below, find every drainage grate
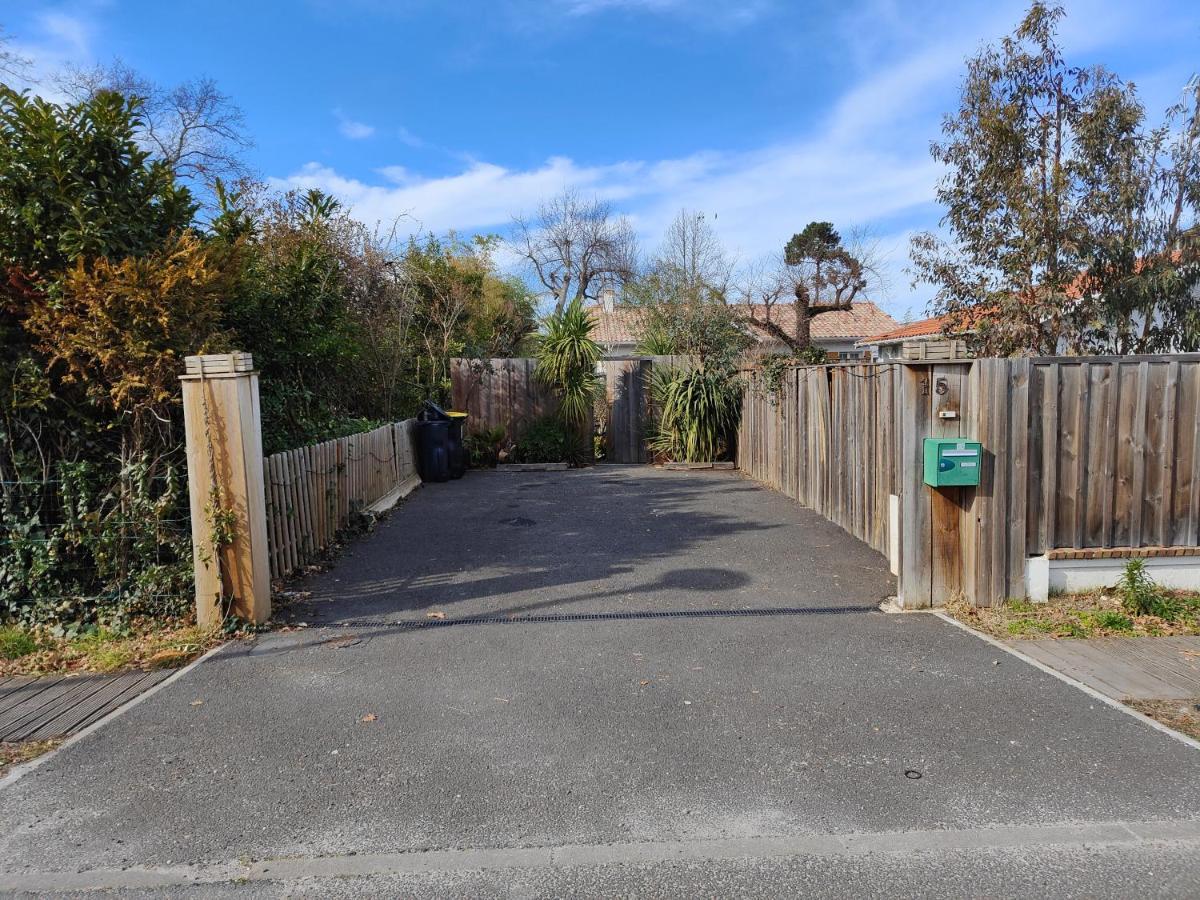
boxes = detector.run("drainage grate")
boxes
[328,605,880,630]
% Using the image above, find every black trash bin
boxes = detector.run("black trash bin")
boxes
[415,419,450,482]
[417,402,467,481]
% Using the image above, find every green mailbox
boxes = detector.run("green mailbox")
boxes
[923,438,982,487]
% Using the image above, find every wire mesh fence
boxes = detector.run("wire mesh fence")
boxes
[0,466,194,626]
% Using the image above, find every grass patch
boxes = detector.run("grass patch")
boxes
[0,621,225,678]
[0,627,38,660]
[1128,699,1200,742]
[0,739,63,776]
[948,587,1200,641]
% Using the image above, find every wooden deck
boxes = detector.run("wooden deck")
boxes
[1010,636,1200,701]
[0,671,173,743]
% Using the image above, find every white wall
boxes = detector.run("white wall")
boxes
[1025,555,1200,602]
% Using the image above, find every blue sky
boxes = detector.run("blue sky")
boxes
[6,0,1200,319]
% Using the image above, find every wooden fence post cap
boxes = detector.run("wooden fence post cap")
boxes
[183,353,255,377]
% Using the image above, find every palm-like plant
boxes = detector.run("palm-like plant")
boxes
[535,299,602,429]
[649,365,741,462]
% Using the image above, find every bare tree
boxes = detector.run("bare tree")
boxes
[0,27,30,79]
[56,61,252,187]
[512,189,638,315]
[656,209,731,298]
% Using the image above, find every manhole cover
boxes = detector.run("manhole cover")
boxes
[499,516,536,527]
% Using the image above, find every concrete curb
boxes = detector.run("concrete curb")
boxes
[6,816,1200,893]
[933,611,1200,752]
[0,640,234,792]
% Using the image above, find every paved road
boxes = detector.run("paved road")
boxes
[2,468,1199,897]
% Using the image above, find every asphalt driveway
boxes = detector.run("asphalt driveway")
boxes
[2,467,1199,897]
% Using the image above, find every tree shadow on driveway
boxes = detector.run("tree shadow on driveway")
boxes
[281,467,895,625]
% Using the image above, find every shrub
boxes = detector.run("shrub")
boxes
[1091,610,1134,632]
[649,366,742,462]
[1117,558,1178,620]
[535,300,601,429]
[512,418,569,464]
[465,426,506,468]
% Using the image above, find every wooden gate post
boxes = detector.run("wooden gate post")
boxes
[180,353,271,627]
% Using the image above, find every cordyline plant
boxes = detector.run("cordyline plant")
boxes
[534,298,601,430]
[649,365,741,463]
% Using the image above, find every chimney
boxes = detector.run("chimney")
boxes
[599,286,616,313]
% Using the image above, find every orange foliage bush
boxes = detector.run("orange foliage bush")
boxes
[24,232,228,445]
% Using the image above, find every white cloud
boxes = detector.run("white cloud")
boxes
[549,0,772,27]
[335,110,375,140]
[36,11,91,57]
[5,10,98,97]
[274,0,1193,320]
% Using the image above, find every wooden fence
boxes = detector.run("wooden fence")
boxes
[738,355,1200,607]
[739,365,900,559]
[452,355,693,463]
[262,420,419,581]
[450,358,558,446]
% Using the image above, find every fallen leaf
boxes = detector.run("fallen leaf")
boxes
[360,713,378,723]
[426,611,446,620]
[190,700,204,707]
[639,680,650,686]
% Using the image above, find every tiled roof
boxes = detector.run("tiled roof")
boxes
[586,302,899,347]
[587,306,648,345]
[860,314,952,344]
[743,302,899,340]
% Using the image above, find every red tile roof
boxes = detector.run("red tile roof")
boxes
[587,306,648,345]
[587,302,899,347]
[860,313,953,344]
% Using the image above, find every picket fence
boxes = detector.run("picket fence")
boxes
[262,420,419,581]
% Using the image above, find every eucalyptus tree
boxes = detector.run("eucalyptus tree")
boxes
[910,2,1200,355]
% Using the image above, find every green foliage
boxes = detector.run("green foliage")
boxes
[0,457,192,627]
[0,86,194,280]
[1086,610,1134,632]
[465,425,506,468]
[1117,558,1178,620]
[512,418,570,464]
[535,299,602,430]
[649,366,742,463]
[911,2,1200,356]
[784,222,841,267]
[0,626,37,659]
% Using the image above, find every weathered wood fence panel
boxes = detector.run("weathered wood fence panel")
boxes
[453,355,693,464]
[739,365,901,560]
[967,356,1200,605]
[450,358,557,446]
[738,355,1200,608]
[263,420,419,581]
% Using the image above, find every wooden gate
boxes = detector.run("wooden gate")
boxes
[601,358,651,463]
